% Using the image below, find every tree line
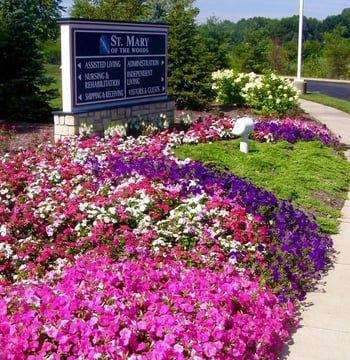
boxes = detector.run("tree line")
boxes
[199,8,350,80]
[1,0,349,122]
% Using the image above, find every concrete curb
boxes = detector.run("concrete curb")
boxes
[283,100,350,359]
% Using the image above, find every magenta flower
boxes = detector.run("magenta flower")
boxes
[0,115,336,358]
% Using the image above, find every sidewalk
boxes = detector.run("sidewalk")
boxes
[282,99,350,359]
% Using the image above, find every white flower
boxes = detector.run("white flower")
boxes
[0,188,8,195]
[46,225,54,237]
[0,242,13,258]
[79,122,93,137]
[105,122,128,138]
[0,224,7,237]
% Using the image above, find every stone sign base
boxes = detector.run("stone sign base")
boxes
[53,99,175,142]
[293,79,306,94]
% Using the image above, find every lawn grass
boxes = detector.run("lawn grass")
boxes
[302,93,350,114]
[175,138,350,234]
[44,63,61,110]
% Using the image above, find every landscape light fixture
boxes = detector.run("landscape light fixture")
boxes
[233,117,255,153]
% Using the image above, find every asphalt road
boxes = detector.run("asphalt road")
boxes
[305,79,350,101]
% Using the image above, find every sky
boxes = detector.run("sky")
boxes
[61,0,349,23]
[195,0,349,23]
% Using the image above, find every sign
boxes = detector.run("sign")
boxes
[58,19,169,112]
[74,30,167,107]
[75,57,125,104]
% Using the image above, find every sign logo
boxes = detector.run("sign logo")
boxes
[99,35,110,55]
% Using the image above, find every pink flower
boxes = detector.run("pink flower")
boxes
[203,342,217,357]
[119,327,132,346]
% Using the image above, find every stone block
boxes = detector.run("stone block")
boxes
[55,124,69,136]
[155,103,167,111]
[117,108,126,116]
[54,134,62,142]
[64,115,77,126]
[67,126,77,136]
[54,115,64,125]
[125,108,132,117]
[79,112,89,119]
[133,110,149,118]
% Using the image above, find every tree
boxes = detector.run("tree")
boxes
[267,38,288,74]
[142,0,170,22]
[229,28,270,73]
[0,0,58,122]
[322,25,350,79]
[322,9,350,38]
[0,0,63,41]
[198,17,233,70]
[166,0,215,109]
[302,40,326,78]
[70,0,146,21]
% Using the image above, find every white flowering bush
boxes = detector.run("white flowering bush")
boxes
[211,70,300,117]
[78,122,93,138]
[157,113,170,132]
[142,113,170,136]
[175,111,194,131]
[242,72,299,117]
[121,113,171,137]
[178,112,193,126]
[211,70,256,106]
[104,122,128,139]
[142,123,159,136]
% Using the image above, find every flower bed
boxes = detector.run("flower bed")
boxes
[0,116,336,359]
[0,124,16,154]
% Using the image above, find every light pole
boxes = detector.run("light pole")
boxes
[294,0,306,93]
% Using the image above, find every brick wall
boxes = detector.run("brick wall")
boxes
[53,99,175,142]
